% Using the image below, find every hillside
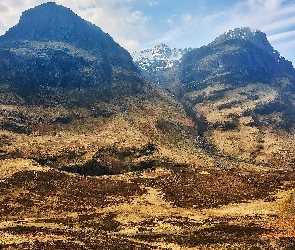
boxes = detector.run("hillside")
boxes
[160,27,295,169]
[0,2,200,170]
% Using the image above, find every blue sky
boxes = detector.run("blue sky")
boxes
[0,0,294,65]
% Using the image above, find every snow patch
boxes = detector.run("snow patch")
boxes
[131,44,192,71]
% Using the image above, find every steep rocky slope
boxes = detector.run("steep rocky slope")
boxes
[160,27,295,167]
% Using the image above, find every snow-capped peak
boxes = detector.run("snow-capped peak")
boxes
[131,44,192,71]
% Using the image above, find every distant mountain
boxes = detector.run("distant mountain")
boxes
[132,43,192,85]
[132,43,192,71]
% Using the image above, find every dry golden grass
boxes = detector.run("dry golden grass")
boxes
[0,159,49,179]
[0,231,29,245]
[0,165,294,249]
[195,83,278,124]
[0,92,201,172]
[204,189,292,219]
[210,125,295,165]
[210,124,260,160]
[262,190,295,239]
[187,83,228,100]
[1,83,295,249]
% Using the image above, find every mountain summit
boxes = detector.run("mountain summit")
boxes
[1,2,122,52]
[132,43,192,71]
[132,43,192,86]
[0,2,139,93]
[212,27,283,62]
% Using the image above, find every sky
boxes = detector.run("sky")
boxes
[0,0,294,65]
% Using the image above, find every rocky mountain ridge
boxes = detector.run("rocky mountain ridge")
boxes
[209,27,294,74]
[160,27,295,167]
[177,27,295,90]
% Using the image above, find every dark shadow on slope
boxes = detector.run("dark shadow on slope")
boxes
[60,143,187,176]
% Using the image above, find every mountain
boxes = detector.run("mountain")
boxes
[161,27,295,166]
[132,43,192,72]
[0,2,200,172]
[179,27,295,86]
[132,43,192,85]
[1,5,295,249]
[0,2,141,98]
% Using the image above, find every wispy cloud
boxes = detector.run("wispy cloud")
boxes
[126,11,151,25]
[147,1,160,6]
[268,30,295,41]
[147,27,183,46]
[150,0,295,63]
[0,3,9,12]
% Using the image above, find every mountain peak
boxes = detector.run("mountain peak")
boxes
[211,27,281,60]
[223,27,261,39]
[0,1,137,68]
[154,43,170,48]
[0,1,110,49]
[213,27,266,44]
[132,44,192,70]
[0,2,139,91]
[131,44,192,86]
[153,43,170,52]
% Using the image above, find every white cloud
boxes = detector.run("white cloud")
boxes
[181,14,193,24]
[147,27,183,46]
[268,30,295,41]
[0,3,9,13]
[116,37,142,52]
[262,15,295,33]
[166,19,173,26]
[147,2,160,7]
[58,0,151,51]
[126,11,151,25]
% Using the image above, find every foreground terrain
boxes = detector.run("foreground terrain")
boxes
[0,159,295,249]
